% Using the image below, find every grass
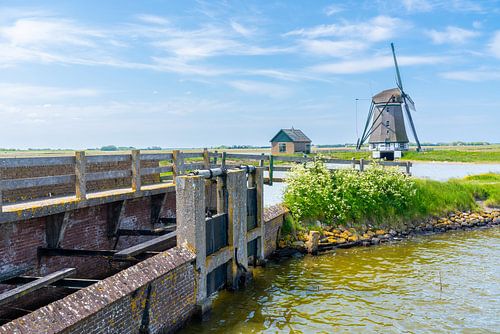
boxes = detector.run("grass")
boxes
[402,150,500,163]
[283,160,500,231]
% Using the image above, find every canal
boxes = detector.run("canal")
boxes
[180,227,499,333]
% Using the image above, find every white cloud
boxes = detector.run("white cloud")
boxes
[228,80,291,98]
[298,39,367,57]
[0,83,100,101]
[230,20,255,37]
[310,55,447,74]
[426,26,479,44]
[441,69,500,81]
[402,0,433,12]
[136,14,169,25]
[324,4,344,16]
[489,31,500,58]
[285,16,406,42]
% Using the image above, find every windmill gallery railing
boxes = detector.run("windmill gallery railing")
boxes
[0,150,411,213]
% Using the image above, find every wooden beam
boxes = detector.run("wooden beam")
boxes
[37,247,160,261]
[131,150,141,193]
[0,268,76,306]
[116,227,175,236]
[2,276,99,290]
[75,151,87,200]
[113,231,177,260]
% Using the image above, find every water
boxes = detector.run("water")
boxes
[264,162,500,207]
[180,228,500,333]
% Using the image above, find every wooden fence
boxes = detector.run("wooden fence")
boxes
[0,150,411,212]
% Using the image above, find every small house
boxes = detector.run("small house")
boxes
[270,128,312,155]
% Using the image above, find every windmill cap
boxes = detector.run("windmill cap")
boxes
[372,88,402,104]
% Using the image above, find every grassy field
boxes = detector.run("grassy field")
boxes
[1,144,499,163]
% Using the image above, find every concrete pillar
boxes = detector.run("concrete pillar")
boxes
[226,169,249,288]
[131,150,141,193]
[175,175,208,310]
[75,151,87,200]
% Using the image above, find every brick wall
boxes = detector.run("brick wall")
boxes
[0,192,177,322]
[0,159,161,203]
[263,204,287,257]
[0,246,197,334]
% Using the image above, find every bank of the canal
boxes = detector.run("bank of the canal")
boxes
[180,227,500,333]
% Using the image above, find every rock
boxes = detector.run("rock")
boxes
[292,241,305,249]
[389,229,397,237]
[305,231,320,255]
[348,235,359,242]
[336,238,347,244]
[362,241,371,247]
[371,237,380,245]
[375,229,386,236]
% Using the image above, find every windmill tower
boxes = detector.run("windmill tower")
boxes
[356,43,422,160]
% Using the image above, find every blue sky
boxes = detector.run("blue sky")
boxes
[0,0,499,149]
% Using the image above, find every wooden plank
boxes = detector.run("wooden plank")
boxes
[322,158,357,164]
[0,156,75,168]
[113,231,177,260]
[273,155,308,162]
[182,152,204,158]
[86,154,130,164]
[75,151,87,200]
[141,166,173,176]
[140,153,173,161]
[0,268,76,306]
[184,163,204,170]
[131,150,141,192]
[273,166,292,171]
[225,153,270,161]
[38,247,161,259]
[86,170,131,182]
[0,174,75,191]
[117,226,175,236]
[2,276,99,290]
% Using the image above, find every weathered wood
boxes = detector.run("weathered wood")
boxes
[0,174,75,191]
[216,176,226,214]
[113,231,177,260]
[322,158,357,165]
[86,154,130,164]
[0,168,3,213]
[406,161,412,175]
[0,156,75,168]
[85,170,131,182]
[225,153,270,161]
[273,166,292,172]
[38,247,159,259]
[75,151,87,200]
[359,158,365,172]
[259,153,265,167]
[172,150,185,181]
[182,152,204,158]
[221,152,227,169]
[184,163,205,171]
[140,166,173,176]
[2,276,99,290]
[131,150,141,192]
[116,227,175,236]
[140,153,173,161]
[203,148,210,169]
[351,157,356,169]
[273,155,308,162]
[0,268,76,306]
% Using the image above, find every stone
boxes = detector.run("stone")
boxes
[371,237,380,245]
[305,231,320,255]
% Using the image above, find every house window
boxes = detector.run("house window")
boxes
[279,143,286,153]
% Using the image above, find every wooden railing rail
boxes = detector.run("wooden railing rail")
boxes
[0,150,412,212]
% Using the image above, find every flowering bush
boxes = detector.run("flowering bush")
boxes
[283,160,417,225]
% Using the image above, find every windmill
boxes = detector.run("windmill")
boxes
[356,43,422,160]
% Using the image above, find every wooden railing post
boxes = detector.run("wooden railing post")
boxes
[131,150,141,193]
[351,157,356,169]
[213,150,218,166]
[203,148,210,169]
[359,158,365,172]
[406,161,411,175]
[269,155,274,185]
[75,151,87,200]
[172,150,185,182]
[221,152,227,169]
[0,171,3,213]
[259,153,265,167]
